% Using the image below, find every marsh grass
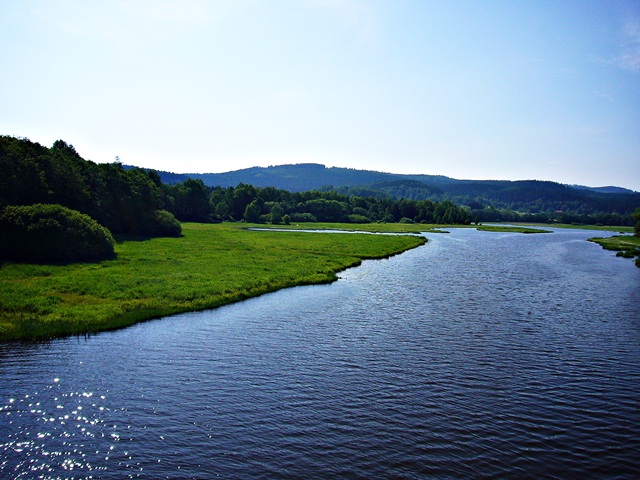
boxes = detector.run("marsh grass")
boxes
[520,223,634,233]
[1,223,425,341]
[588,235,640,268]
[475,225,552,234]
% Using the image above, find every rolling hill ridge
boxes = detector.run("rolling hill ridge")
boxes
[133,163,639,222]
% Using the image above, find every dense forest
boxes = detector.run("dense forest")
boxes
[149,163,640,226]
[187,182,471,225]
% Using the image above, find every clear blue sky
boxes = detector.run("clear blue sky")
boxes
[2,0,639,190]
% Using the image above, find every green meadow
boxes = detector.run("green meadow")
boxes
[0,223,426,341]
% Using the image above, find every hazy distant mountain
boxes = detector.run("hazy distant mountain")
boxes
[569,184,637,195]
[149,163,459,191]
[125,163,639,218]
[134,163,466,189]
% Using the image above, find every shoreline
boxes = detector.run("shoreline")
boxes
[0,223,426,342]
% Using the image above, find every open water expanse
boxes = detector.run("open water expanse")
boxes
[1,227,639,479]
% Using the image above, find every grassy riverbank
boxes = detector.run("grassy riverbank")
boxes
[518,223,634,233]
[588,234,640,267]
[0,223,425,341]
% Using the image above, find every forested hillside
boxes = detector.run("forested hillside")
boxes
[145,163,639,226]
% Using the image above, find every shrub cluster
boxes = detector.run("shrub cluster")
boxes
[0,204,116,263]
[149,209,182,237]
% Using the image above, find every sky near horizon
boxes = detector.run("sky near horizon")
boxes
[1,1,639,191]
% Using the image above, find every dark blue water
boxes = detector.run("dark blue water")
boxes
[1,228,639,479]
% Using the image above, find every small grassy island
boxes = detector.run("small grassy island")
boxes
[0,223,426,341]
[588,235,640,267]
[587,206,640,268]
[475,225,552,234]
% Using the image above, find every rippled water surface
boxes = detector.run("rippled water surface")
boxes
[2,228,639,479]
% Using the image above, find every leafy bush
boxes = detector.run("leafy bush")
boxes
[348,214,371,223]
[399,217,415,224]
[0,204,116,263]
[243,200,262,223]
[149,210,182,237]
[290,212,317,222]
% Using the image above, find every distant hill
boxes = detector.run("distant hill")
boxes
[128,163,458,190]
[125,163,639,220]
[570,184,637,195]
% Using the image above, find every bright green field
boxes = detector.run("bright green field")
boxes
[0,223,426,341]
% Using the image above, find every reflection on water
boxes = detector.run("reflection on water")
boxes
[1,381,120,477]
[1,228,639,479]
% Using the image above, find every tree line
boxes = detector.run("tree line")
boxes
[165,180,472,225]
[330,181,639,227]
[153,162,640,225]
[467,206,635,227]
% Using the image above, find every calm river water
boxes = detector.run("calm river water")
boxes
[1,227,639,479]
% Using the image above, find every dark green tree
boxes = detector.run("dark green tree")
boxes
[269,203,284,224]
[169,178,212,222]
[0,136,180,237]
[243,200,262,223]
[230,183,257,220]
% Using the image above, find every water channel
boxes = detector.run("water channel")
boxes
[1,227,639,479]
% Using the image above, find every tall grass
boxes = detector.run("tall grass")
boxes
[588,234,640,268]
[0,223,425,341]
